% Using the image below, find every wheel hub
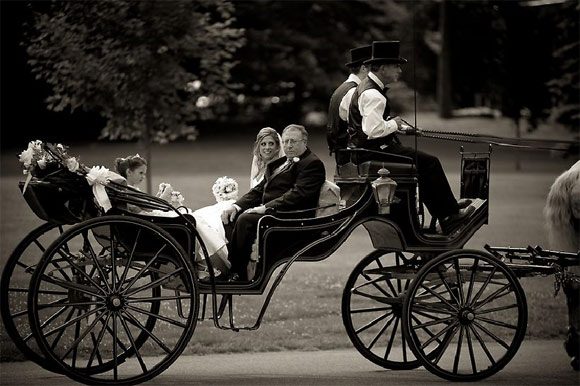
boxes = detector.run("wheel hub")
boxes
[459,308,475,325]
[107,294,125,311]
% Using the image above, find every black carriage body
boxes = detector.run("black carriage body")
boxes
[19,171,99,225]
[200,148,490,295]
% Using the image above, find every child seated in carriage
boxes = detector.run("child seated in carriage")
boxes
[114,154,236,274]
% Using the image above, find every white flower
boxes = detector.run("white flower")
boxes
[292,157,300,163]
[212,176,238,202]
[37,156,48,169]
[170,191,185,207]
[18,148,34,169]
[65,157,79,172]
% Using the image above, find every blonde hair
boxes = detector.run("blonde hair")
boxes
[252,127,281,170]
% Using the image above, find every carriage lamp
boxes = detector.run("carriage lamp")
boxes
[371,167,397,214]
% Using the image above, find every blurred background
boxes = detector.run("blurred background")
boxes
[1,0,578,149]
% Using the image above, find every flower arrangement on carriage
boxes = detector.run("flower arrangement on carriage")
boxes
[17,140,100,224]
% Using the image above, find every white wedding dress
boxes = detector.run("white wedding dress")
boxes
[125,184,231,266]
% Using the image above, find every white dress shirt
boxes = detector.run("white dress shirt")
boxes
[357,72,399,139]
[338,74,362,122]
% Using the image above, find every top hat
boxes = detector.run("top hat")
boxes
[345,45,372,67]
[364,41,407,65]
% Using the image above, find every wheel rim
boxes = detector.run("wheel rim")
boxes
[0,222,66,370]
[342,250,427,370]
[403,250,527,381]
[29,216,198,384]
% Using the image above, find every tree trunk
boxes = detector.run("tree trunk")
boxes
[437,0,453,118]
[141,117,153,195]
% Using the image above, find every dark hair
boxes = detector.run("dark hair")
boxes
[370,63,383,72]
[114,154,147,178]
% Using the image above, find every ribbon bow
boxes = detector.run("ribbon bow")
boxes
[85,166,116,212]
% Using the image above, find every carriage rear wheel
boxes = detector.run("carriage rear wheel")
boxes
[402,249,527,381]
[0,222,66,371]
[28,215,199,384]
[342,249,431,370]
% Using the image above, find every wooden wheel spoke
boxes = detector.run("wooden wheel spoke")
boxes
[384,316,400,360]
[355,311,392,334]
[87,311,111,368]
[469,264,498,307]
[432,323,460,365]
[359,272,393,299]
[118,312,148,373]
[411,315,443,345]
[61,307,108,361]
[418,285,457,311]
[50,308,76,350]
[413,315,456,330]
[43,305,105,338]
[476,316,518,330]
[126,304,187,329]
[453,259,465,306]
[465,257,479,305]
[126,294,191,303]
[112,312,118,381]
[118,229,141,290]
[452,325,464,373]
[473,283,512,311]
[469,324,496,365]
[465,324,477,374]
[367,314,395,350]
[39,274,105,299]
[121,244,167,294]
[352,289,392,304]
[412,302,457,315]
[475,303,518,315]
[436,269,461,307]
[421,320,459,350]
[82,231,112,294]
[123,310,172,354]
[472,321,511,350]
[54,248,108,295]
[350,306,392,314]
[125,268,183,297]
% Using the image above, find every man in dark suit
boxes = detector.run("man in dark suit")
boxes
[326,44,371,165]
[221,124,326,280]
[348,40,473,233]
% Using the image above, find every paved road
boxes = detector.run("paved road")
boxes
[1,339,578,385]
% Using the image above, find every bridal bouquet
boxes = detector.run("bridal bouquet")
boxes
[212,176,238,202]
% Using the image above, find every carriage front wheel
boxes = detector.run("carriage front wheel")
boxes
[342,249,432,370]
[28,215,199,385]
[402,249,527,381]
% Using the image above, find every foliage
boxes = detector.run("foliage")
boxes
[25,0,245,143]
[544,1,579,129]
[228,0,411,127]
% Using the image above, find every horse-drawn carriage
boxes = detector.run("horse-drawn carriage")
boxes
[2,142,578,385]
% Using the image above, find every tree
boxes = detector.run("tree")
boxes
[228,0,411,128]
[25,0,244,192]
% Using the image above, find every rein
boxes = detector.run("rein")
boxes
[400,118,577,152]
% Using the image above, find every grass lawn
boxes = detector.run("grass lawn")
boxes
[0,114,576,361]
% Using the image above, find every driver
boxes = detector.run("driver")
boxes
[347,40,473,233]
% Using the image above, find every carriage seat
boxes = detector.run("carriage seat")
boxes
[335,148,417,182]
